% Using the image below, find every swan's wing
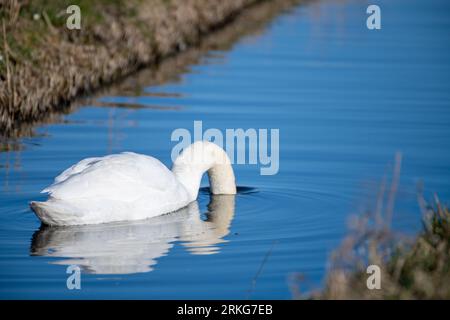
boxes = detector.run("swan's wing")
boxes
[49,157,102,186]
[42,152,183,202]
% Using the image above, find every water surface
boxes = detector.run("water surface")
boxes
[1,0,450,299]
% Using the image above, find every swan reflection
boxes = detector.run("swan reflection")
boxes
[30,195,235,275]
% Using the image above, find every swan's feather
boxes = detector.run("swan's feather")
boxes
[52,157,103,185]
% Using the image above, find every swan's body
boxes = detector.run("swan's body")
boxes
[30,141,236,226]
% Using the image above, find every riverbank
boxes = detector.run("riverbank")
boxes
[291,155,450,299]
[0,0,299,136]
[313,197,450,299]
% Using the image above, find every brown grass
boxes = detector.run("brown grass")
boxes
[1,0,300,150]
[291,154,450,299]
[0,0,301,136]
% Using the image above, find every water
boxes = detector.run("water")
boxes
[1,0,450,299]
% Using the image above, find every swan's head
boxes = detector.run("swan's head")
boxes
[171,141,236,201]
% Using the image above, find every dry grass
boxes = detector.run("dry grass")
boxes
[292,153,450,299]
[311,199,450,299]
[1,0,300,149]
[0,0,300,135]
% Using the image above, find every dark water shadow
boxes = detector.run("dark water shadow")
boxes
[199,186,259,195]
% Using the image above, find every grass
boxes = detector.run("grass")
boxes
[315,197,450,299]
[2,0,301,136]
[291,154,450,299]
[0,0,300,145]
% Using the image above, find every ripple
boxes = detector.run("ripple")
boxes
[199,185,259,195]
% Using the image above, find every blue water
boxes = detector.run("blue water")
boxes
[1,0,450,299]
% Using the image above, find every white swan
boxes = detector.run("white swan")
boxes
[30,141,236,226]
[31,195,236,274]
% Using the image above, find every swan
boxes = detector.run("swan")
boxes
[30,141,236,226]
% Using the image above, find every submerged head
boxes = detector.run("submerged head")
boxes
[171,141,236,201]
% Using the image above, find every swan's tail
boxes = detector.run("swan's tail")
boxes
[30,200,80,226]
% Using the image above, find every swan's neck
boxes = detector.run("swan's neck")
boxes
[171,141,236,202]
